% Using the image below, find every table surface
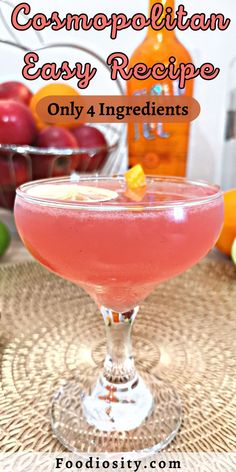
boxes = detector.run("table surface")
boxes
[0,254,235,454]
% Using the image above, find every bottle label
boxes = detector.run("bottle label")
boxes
[133,81,185,141]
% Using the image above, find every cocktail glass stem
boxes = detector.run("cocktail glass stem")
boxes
[102,305,138,383]
[82,306,154,432]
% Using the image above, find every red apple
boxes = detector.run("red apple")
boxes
[0,154,30,209]
[35,126,78,149]
[0,81,32,105]
[72,125,108,172]
[32,126,79,179]
[0,100,36,145]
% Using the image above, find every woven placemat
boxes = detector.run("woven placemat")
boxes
[0,259,235,453]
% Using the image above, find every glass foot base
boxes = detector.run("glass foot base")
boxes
[82,374,153,432]
[51,373,182,458]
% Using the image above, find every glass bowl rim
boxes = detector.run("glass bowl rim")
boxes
[15,175,223,211]
[0,142,115,156]
[0,124,123,156]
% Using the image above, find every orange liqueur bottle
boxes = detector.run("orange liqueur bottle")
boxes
[127,0,193,176]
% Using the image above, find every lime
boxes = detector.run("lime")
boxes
[231,238,236,265]
[0,221,11,257]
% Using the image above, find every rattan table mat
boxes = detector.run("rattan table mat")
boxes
[0,259,235,453]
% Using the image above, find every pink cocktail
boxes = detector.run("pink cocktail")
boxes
[14,176,223,457]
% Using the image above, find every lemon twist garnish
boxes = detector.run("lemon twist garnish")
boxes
[124,164,147,202]
[125,164,147,190]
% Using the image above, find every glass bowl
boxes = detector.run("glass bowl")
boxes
[0,123,124,210]
[0,34,126,210]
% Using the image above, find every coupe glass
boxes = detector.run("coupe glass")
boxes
[14,176,223,457]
